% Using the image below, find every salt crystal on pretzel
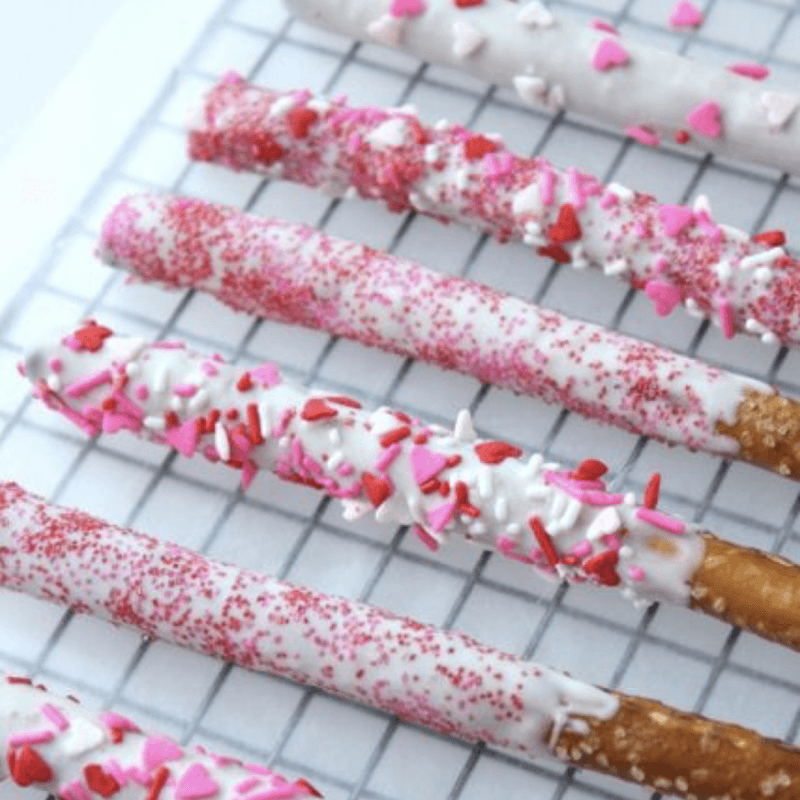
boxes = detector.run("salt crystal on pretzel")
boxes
[99,194,800,481]
[21,324,800,652]
[281,0,800,174]
[2,481,800,799]
[0,672,318,799]
[187,77,800,348]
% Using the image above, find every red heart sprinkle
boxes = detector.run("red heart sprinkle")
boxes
[538,244,572,264]
[753,229,786,248]
[582,549,620,586]
[548,203,582,244]
[572,458,608,481]
[475,441,523,465]
[300,399,338,422]
[644,473,661,509]
[253,131,285,164]
[75,321,113,353]
[287,107,319,139]
[11,745,53,787]
[362,472,392,506]
[84,764,121,797]
[236,372,253,392]
[464,134,498,161]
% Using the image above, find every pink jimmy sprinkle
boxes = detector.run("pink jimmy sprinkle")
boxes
[389,0,426,18]
[134,384,149,402]
[625,125,660,148]
[242,460,258,491]
[243,786,308,800]
[591,18,619,35]
[64,369,112,398]
[272,408,295,438]
[375,442,402,472]
[718,299,736,339]
[633,221,650,239]
[628,565,646,582]
[8,728,55,747]
[201,361,219,377]
[636,507,686,535]
[578,490,625,506]
[728,62,770,81]
[40,703,69,731]
[413,523,440,552]
[571,540,593,558]
[236,777,262,794]
[60,780,93,800]
[599,190,618,209]
[337,461,355,477]
[173,383,198,398]
[539,166,556,206]
[151,339,186,349]
[100,711,140,733]
[565,167,586,210]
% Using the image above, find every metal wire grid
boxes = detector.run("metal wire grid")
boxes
[2,0,800,798]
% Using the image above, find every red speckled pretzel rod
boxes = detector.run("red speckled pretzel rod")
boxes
[99,193,800,482]
[188,75,800,348]
[0,674,319,799]
[20,322,800,653]
[2,481,800,800]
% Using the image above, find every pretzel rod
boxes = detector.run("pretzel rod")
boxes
[0,673,318,799]
[2,482,799,799]
[188,75,800,348]
[21,323,800,652]
[282,0,800,175]
[99,193,800,481]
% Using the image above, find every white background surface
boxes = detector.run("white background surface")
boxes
[2,0,800,799]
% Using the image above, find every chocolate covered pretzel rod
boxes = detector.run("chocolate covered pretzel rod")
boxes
[0,673,318,799]
[21,323,800,651]
[2,481,799,800]
[99,194,800,481]
[283,0,800,174]
[189,76,800,348]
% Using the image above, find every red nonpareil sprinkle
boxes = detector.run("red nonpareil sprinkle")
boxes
[537,243,572,264]
[74,321,113,352]
[380,425,411,447]
[464,134,498,161]
[145,766,170,800]
[286,107,319,139]
[246,403,264,445]
[420,478,441,494]
[101,398,117,412]
[164,411,180,429]
[84,764,121,797]
[475,441,523,464]
[644,473,661,509]
[10,745,53,786]
[548,203,582,244]
[253,131,284,164]
[529,517,559,566]
[582,549,621,586]
[753,229,786,248]
[327,395,362,409]
[674,130,691,144]
[572,458,608,481]
[300,398,338,421]
[226,408,239,421]
[236,373,253,392]
[362,472,392,506]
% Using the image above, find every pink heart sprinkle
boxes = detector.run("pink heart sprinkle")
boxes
[645,280,683,317]
[142,735,184,771]
[410,445,448,484]
[686,100,722,139]
[591,38,629,71]
[389,0,425,18]
[99,712,140,733]
[166,418,200,458]
[658,204,695,237]
[669,0,703,28]
[426,501,457,532]
[176,764,220,800]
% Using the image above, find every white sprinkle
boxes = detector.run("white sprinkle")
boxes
[423,144,439,163]
[603,257,628,276]
[469,520,487,535]
[740,247,784,270]
[366,13,403,46]
[434,118,450,131]
[408,497,425,522]
[505,522,522,537]
[586,507,621,540]
[125,362,141,378]
[692,194,711,215]
[47,375,62,392]
[329,428,342,446]
[60,718,104,758]
[606,182,634,202]
[512,182,541,215]
[477,468,494,499]
[144,416,166,431]
[153,367,168,393]
[454,169,470,190]
[517,0,555,27]
[619,545,634,559]
[745,317,768,335]
[188,388,209,414]
[452,19,485,58]
[526,453,544,476]
[513,74,548,106]
[684,298,705,318]
[343,500,370,521]
[760,90,799,131]
[762,331,779,346]
[375,502,394,522]
[327,451,344,472]
[556,497,581,532]
[343,186,358,200]
[714,260,732,280]
[279,435,291,449]
[170,396,183,412]
[571,244,588,269]
[454,408,476,442]
[526,484,551,499]
[754,266,773,283]
[494,496,509,521]
[624,492,636,506]
[367,118,410,148]
[214,422,231,461]
[269,96,295,116]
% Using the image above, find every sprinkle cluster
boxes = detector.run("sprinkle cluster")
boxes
[0,483,618,763]
[99,193,767,460]
[0,674,317,799]
[26,326,707,606]
[188,78,800,348]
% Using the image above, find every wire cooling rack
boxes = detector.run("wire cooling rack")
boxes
[3,0,800,797]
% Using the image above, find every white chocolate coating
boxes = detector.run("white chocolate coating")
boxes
[188,77,800,348]
[98,193,769,457]
[0,482,618,763]
[24,324,706,606]
[0,675,315,799]
[283,0,800,174]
